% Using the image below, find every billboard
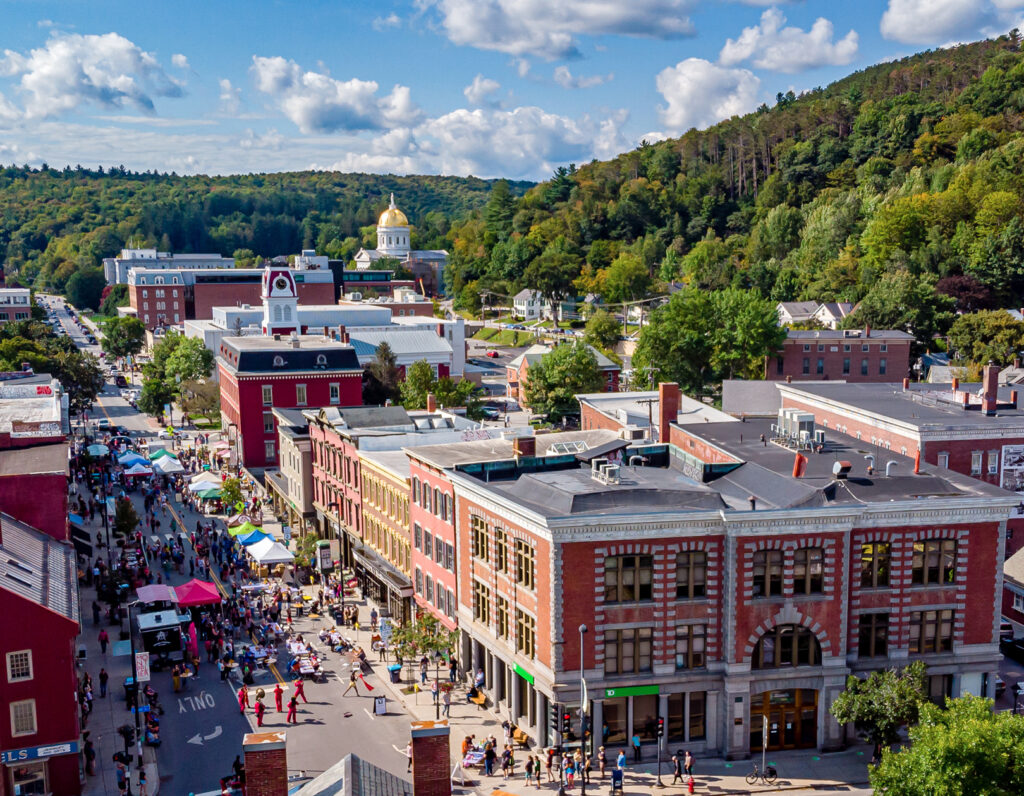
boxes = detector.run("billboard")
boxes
[1001,444,1024,493]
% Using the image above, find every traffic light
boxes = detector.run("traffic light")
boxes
[561,709,572,735]
[657,717,665,738]
[117,725,135,745]
[551,704,562,735]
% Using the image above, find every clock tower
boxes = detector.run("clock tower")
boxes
[261,268,299,336]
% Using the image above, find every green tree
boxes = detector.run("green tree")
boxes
[388,612,460,677]
[583,308,621,351]
[100,316,146,360]
[365,342,402,405]
[136,377,175,419]
[51,349,106,415]
[220,477,244,513]
[400,360,436,410]
[64,267,106,310]
[830,661,928,760]
[601,252,652,303]
[179,379,220,420]
[112,497,139,539]
[99,284,130,317]
[163,337,214,383]
[948,310,1024,366]
[523,243,580,311]
[522,342,604,421]
[870,695,1024,796]
[432,376,481,416]
[632,288,785,396]
[845,270,955,354]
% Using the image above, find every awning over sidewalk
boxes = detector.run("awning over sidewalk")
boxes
[352,545,414,598]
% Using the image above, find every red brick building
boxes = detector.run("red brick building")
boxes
[128,267,335,330]
[765,328,913,383]
[218,335,362,467]
[446,417,1013,759]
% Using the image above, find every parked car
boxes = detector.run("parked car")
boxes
[114,375,128,388]
[486,350,500,358]
[480,407,500,420]
[96,418,111,431]
[1000,637,1024,664]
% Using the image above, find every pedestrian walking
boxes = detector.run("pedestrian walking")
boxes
[98,628,109,654]
[448,657,458,683]
[616,749,626,770]
[370,608,378,629]
[442,688,451,717]
[99,668,109,698]
[420,656,429,685]
[238,686,250,713]
[255,698,266,727]
[287,694,298,724]
[598,746,607,779]
[294,678,307,703]
[684,750,694,776]
[138,768,148,796]
[525,755,535,786]
[671,754,683,785]
[406,741,413,772]
[344,670,360,696]
[274,682,284,712]
[631,733,642,762]
[501,745,513,780]
[546,748,556,782]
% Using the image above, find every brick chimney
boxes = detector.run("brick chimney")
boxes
[902,377,909,390]
[951,376,959,392]
[513,434,535,458]
[658,382,680,444]
[982,362,999,416]
[426,393,437,413]
[410,720,451,796]
[864,324,871,338]
[242,731,288,796]
[337,324,348,344]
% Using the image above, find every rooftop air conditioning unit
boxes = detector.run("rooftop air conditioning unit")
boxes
[621,426,646,441]
[813,429,826,445]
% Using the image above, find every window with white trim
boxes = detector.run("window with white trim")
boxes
[329,383,340,404]
[10,699,36,736]
[937,452,949,468]
[971,451,982,474]
[262,384,273,405]
[6,650,32,682]
[988,450,999,475]
[296,384,307,406]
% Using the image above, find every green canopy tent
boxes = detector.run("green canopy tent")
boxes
[197,488,222,500]
[150,448,179,460]
[228,521,260,537]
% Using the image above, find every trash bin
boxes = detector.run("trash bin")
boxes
[123,676,138,709]
[388,664,402,684]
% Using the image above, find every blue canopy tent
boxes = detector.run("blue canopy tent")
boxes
[118,451,149,467]
[238,529,271,546]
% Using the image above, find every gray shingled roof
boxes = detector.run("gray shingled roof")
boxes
[0,512,80,626]
[293,754,413,796]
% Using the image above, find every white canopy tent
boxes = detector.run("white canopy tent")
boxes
[247,537,294,565]
[153,456,185,474]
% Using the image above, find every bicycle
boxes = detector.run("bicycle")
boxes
[745,763,778,785]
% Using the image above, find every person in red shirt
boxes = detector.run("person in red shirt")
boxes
[255,698,266,727]
[274,682,284,712]
[237,686,249,713]
[286,694,298,724]
[294,678,307,703]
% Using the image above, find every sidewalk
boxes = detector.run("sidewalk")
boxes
[78,569,160,796]
[309,601,873,796]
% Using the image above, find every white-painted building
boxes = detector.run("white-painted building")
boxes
[512,289,544,320]
[103,248,235,285]
[0,288,32,323]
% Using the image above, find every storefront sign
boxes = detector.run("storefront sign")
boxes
[317,544,333,571]
[1,741,79,764]
[604,685,658,698]
[513,664,535,685]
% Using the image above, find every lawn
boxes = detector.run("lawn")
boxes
[472,326,498,341]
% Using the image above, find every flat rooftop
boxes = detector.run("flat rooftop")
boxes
[0,442,68,476]
[577,389,735,427]
[407,429,622,469]
[781,381,1024,430]
[783,329,915,341]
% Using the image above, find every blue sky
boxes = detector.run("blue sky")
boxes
[0,0,1020,180]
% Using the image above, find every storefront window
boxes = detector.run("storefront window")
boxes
[689,692,706,740]
[602,697,628,746]
[633,694,659,742]
[11,762,47,795]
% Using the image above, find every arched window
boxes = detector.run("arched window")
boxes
[283,305,292,322]
[752,625,821,669]
[155,276,165,285]
[273,305,282,322]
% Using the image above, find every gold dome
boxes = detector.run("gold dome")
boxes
[378,193,408,227]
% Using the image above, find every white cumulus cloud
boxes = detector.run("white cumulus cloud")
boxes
[463,74,501,107]
[656,58,760,134]
[0,32,184,119]
[250,56,420,134]
[880,0,999,44]
[553,65,613,89]
[171,53,189,69]
[719,9,858,73]
[372,13,402,31]
[418,0,695,59]
[219,78,241,114]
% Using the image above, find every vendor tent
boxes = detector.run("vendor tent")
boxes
[197,488,222,500]
[86,444,109,456]
[188,476,220,492]
[153,456,185,474]
[227,513,262,528]
[228,521,260,537]
[247,537,294,565]
[118,452,149,467]
[238,529,271,546]
[190,471,220,484]
[124,463,153,476]
[137,584,178,603]
[150,448,178,460]
[174,579,222,607]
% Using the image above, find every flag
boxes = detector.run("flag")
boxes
[359,673,375,692]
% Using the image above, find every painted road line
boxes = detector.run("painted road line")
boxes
[364,708,375,721]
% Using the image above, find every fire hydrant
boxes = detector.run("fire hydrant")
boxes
[687,775,695,794]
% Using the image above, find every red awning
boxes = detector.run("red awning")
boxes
[173,579,222,607]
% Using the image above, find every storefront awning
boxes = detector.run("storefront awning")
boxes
[352,546,414,597]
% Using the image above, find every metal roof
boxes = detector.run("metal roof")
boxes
[347,329,452,359]
[0,512,80,626]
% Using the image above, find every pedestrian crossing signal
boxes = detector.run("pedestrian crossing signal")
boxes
[657,717,665,737]
[551,704,562,734]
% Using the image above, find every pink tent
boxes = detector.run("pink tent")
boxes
[174,578,222,607]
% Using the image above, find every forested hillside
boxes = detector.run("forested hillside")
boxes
[0,168,531,293]
[447,33,1024,344]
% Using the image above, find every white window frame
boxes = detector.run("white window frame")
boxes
[262,384,273,406]
[263,411,275,434]
[264,440,276,460]
[988,450,999,475]
[10,699,37,736]
[1014,593,1024,613]
[296,383,307,406]
[971,451,983,475]
[937,452,949,469]
[6,650,32,682]
[329,383,340,405]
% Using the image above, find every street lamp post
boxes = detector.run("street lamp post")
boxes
[326,501,344,613]
[126,599,143,782]
[579,624,588,796]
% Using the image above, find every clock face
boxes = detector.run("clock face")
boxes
[274,277,288,291]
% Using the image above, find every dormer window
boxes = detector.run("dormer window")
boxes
[272,355,285,367]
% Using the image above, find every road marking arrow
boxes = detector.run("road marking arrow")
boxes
[204,726,222,741]
[187,733,203,746]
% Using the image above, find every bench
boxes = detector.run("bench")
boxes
[512,727,530,749]
[469,691,487,709]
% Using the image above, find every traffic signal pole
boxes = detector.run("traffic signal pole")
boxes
[656,717,665,788]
